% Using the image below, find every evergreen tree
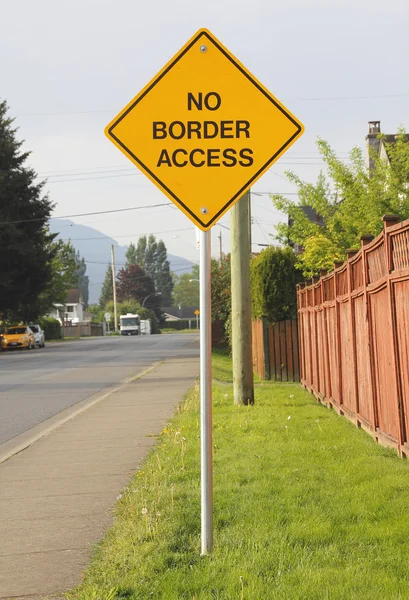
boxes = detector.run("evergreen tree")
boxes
[129,234,173,305]
[144,234,158,281]
[0,100,56,322]
[125,242,138,265]
[155,240,174,305]
[99,264,113,307]
[135,236,148,268]
[73,251,89,307]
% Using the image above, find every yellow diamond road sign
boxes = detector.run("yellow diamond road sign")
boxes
[105,29,304,231]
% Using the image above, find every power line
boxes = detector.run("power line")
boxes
[302,93,409,101]
[0,202,171,226]
[46,173,147,184]
[41,161,341,182]
[59,226,194,241]
[13,93,409,118]
[38,157,348,178]
[88,265,194,286]
[22,154,345,177]
[0,193,302,227]
[87,259,195,266]
[253,218,271,245]
[252,191,299,196]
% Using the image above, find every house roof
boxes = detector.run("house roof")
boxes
[66,289,82,304]
[288,206,324,228]
[163,306,199,320]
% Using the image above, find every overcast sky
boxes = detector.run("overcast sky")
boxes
[1,0,408,266]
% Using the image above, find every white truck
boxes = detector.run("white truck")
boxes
[120,313,141,336]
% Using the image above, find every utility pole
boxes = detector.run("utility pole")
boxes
[111,245,118,333]
[248,192,252,252]
[230,190,254,405]
[218,230,223,264]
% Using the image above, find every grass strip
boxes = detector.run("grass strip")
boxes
[67,358,409,600]
[212,347,260,384]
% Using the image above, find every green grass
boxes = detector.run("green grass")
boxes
[67,360,409,600]
[212,347,234,382]
[212,347,260,384]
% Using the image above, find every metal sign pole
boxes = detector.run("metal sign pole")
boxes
[200,229,213,554]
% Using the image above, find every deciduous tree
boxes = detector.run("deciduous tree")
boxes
[116,264,155,305]
[272,133,409,276]
[173,264,200,307]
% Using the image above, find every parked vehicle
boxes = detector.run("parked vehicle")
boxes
[29,324,45,348]
[1,326,35,350]
[120,313,140,335]
[140,319,151,335]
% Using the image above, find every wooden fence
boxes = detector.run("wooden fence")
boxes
[62,322,104,338]
[297,215,409,455]
[252,318,300,382]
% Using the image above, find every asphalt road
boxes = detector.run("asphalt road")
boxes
[0,333,199,446]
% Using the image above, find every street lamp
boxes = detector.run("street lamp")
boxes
[142,291,162,308]
[189,279,200,283]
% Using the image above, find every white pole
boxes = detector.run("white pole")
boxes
[200,229,213,554]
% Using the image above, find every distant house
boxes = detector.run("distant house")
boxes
[49,289,85,325]
[366,120,409,173]
[163,306,199,322]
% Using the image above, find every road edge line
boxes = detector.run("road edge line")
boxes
[0,362,160,465]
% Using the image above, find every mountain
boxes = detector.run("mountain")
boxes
[49,219,195,304]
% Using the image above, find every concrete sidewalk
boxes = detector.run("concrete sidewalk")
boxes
[0,355,199,599]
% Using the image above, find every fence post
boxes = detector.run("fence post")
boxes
[297,284,305,383]
[333,261,344,407]
[311,276,321,394]
[319,270,332,400]
[383,215,406,451]
[262,317,271,381]
[304,280,313,390]
[360,235,377,431]
[346,249,359,420]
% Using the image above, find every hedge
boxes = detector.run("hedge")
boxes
[39,317,62,340]
[162,319,197,331]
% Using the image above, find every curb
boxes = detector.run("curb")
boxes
[0,362,159,465]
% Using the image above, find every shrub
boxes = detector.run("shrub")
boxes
[39,317,62,340]
[251,247,302,323]
[162,319,194,331]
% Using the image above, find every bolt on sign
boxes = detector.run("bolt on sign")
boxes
[105,29,304,231]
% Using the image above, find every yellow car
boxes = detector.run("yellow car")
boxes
[1,326,36,351]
